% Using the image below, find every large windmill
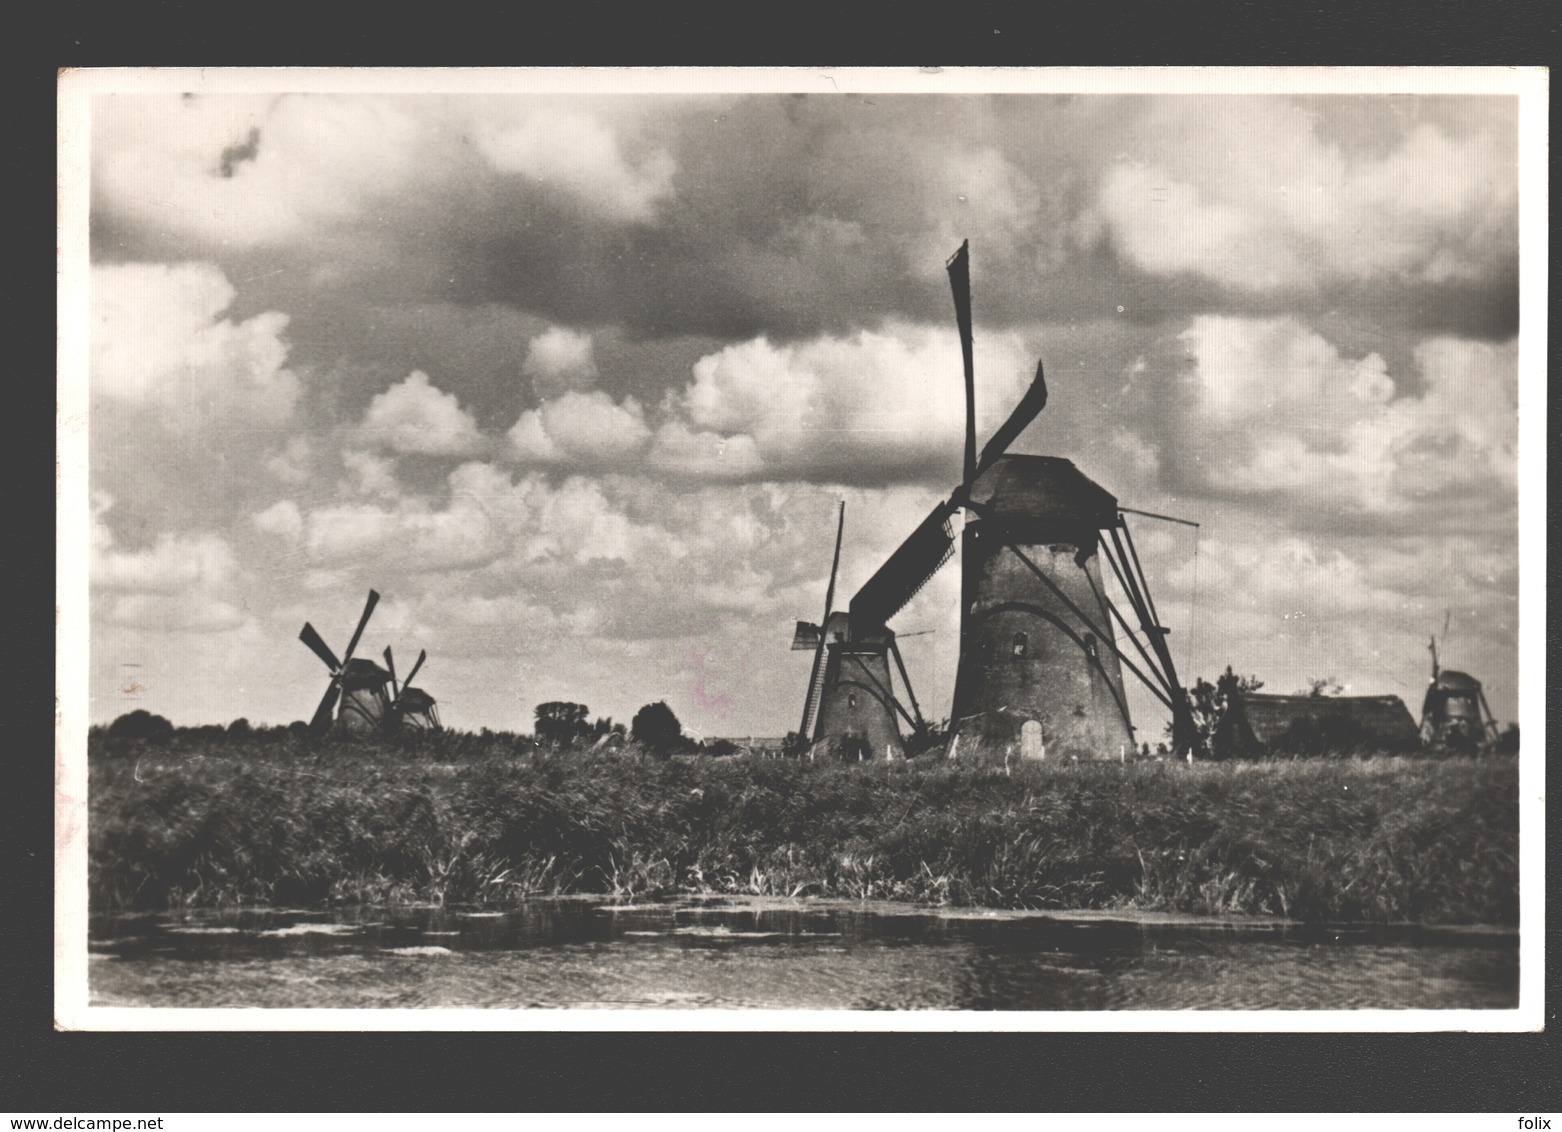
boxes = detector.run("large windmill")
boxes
[298,590,392,734]
[384,645,441,731]
[846,242,1199,761]
[791,501,926,760]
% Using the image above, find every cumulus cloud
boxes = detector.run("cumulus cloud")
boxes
[91,493,247,633]
[474,110,676,222]
[94,525,237,596]
[512,473,647,566]
[646,420,766,482]
[507,390,652,470]
[1172,533,1409,621]
[265,436,314,484]
[1385,337,1519,504]
[100,593,249,634]
[1086,99,1517,293]
[91,261,301,426]
[341,449,401,498]
[302,489,504,575]
[253,499,304,541]
[93,93,420,247]
[357,370,486,457]
[649,323,1036,484]
[303,501,496,574]
[295,460,666,577]
[1131,316,1516,519]
[435,462,692,572]
[914,145,1053,275]
[522,326,599,398]
[87,261,311,636]
[274,464,897,666]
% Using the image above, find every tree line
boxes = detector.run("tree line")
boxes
[533,699,691,757]
[98,698,701,758]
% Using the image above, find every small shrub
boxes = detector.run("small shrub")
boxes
[631,701,683,757]
[106,710,174,743]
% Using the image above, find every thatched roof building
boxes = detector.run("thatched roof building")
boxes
[1214,692,1421,759]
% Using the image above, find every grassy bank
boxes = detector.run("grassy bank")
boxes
[87,734,1518,924]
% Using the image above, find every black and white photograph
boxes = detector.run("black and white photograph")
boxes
[56,67,1545,1027]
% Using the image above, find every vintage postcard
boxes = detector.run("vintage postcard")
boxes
[56,66,1546,1030]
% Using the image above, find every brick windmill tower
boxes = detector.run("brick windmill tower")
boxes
[848,242,1198,761]
[950,454,1135,758]
[791,501,927,760]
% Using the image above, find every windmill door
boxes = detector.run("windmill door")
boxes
[1020,719,1044,761]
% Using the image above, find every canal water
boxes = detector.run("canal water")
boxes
[88,896,1517,1011]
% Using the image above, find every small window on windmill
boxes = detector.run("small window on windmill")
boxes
[848,692,857,709]
[1012,631,1028,659]
[1084,632,1098,660]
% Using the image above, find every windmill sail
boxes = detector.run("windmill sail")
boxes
[342,590,379,665]
[947,240,977,485]
[309,685,341,732]
[976,359,1047,479]
[798,501,846,740]
[400,648,427,693]
[844,291,1044,638]
[299,623,342,671]
[800,647,831,743]
[790,621,821,650]
[849,501,957,632]
[384,646,400,700]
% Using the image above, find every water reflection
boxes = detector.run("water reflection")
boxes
[89,896,1518,1011]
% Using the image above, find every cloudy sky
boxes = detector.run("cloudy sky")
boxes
[67,70,1537,738]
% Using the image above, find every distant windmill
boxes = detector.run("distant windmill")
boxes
[791,500,926,760]
[298,590,391,734]
[847,241,1199,761]
[384,645,441,731]
[1420,611,1499,751]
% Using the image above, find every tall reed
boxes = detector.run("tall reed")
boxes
[88,733,1518,924]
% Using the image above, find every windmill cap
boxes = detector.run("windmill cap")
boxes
[340,657,390,689]
[968,454,1118,530]
[397,687,436,710]
[1432,670,1482,691]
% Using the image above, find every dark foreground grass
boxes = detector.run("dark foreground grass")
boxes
[88,734,1518,924]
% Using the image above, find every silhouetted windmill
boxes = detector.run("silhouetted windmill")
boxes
[791,500,925,760]
[1419,611,1499,751]
[298,590,390,734]
[384,645,441,731]
[847,242,1199,761]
